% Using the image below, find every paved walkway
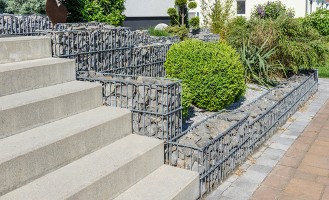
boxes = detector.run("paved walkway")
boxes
[205,78,329,200]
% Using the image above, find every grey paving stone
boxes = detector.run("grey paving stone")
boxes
[287,124,306,133]
[262,148,285,161]
[230,177,261,195]
[269,143,290,151]
[255,156,279,167]
[221,185,253,200]
[248,164,273,175]
[240,169,268,183]
[225,174,239,183]
[273,136,295,145]
[205,181,232,199]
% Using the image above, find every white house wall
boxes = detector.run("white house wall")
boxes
[124,0,175,17]
[192,0,329,26]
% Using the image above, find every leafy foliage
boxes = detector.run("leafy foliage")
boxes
[148,27,171,36]
[4,0,46,14]
[240,39,285,87]
[189,16,200,29]
[307,9,329,36]
[0,0,6,13]
[59,0,85,22]
[165,40,246,114]
[251,0,294,20]
[165,25,188,40]
[199,0,233,40]
[167,0,197,27]
[210,0,233,39]
[226,15,329,81]
[60,0,125,25]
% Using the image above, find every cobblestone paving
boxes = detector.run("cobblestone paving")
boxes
[205,79,329,200]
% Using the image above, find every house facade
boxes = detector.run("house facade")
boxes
[123,0,174,30]
[189,0,329,26]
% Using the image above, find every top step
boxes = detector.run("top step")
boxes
[0,36,52,64]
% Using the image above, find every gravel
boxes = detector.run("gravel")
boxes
[183,83,269,131]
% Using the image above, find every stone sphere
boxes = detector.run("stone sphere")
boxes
[154,23,168,30]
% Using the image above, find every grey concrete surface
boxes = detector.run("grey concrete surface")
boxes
[0,135,164,200]
[0,81,102,138]
[0,36,52,64]
[0,58,75,97]
[114,165,199,200]
[0,106,131,196]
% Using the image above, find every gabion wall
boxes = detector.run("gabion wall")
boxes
[50,28,177,77]
[0,14,51,35]
[78,74,182,141]
[166,72,318,197]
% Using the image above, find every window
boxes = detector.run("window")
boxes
[237,0,246,15]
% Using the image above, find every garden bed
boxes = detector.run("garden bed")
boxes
[166,71,318,197]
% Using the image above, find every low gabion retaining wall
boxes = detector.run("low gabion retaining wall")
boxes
[166,72,318,197]
[0,14,51,35]
[78,73,182,140]
[76,43,171,78]
[49,28,176,77]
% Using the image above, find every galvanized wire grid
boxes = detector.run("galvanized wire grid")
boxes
[166,72,318,197]
[77,74,183,141]
[50,29,173,77]
[166,111,249,196]
[0,14,51,36]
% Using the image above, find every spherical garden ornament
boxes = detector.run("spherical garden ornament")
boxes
[46,0,68,25]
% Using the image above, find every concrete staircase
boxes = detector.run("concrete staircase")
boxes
[0,36,199,200]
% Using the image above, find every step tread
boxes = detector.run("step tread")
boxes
[0,106,130,164]
[0,57,74,73]
[114,165,199,200]
[0,36,50,43]
[0,135,163,200]
[0,81,100,110]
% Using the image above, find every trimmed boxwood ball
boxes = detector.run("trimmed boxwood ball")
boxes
[165,39,246,114]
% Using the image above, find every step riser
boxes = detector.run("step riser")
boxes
[0,113,132,196]
[70,143,164,200]
[0,60,76,97]
[173,177,199,200]
[0,86,102,138]
[0,37,52,64]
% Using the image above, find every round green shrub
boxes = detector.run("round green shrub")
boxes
[307,9,329,36]
[189,16,200,29]
[165,40,246,113]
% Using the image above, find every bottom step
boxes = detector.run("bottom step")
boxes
[114,165,199,200]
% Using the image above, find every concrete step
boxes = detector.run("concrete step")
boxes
[0,58,75,97]
[0,106,131,196]
[0,135,163,200]
[0,81,102,138]
[0,36,52,64]
[114,165,200,200]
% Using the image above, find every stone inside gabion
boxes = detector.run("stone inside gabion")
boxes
[169,73,317,195]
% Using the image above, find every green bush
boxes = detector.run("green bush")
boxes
[0,0,6,13]
[165,25,188,40]
[4,0,46,14]
[148,27,171,36]
[189,16,200,29]
[307,9,329,36]
[240,39,286,87]
[226,15,329,81]
[59,0,85,22]
[165,39,246,114]
[60,0,125,25]
[251,0,294,20]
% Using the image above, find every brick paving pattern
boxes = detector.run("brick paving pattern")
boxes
[251,100,329,200]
